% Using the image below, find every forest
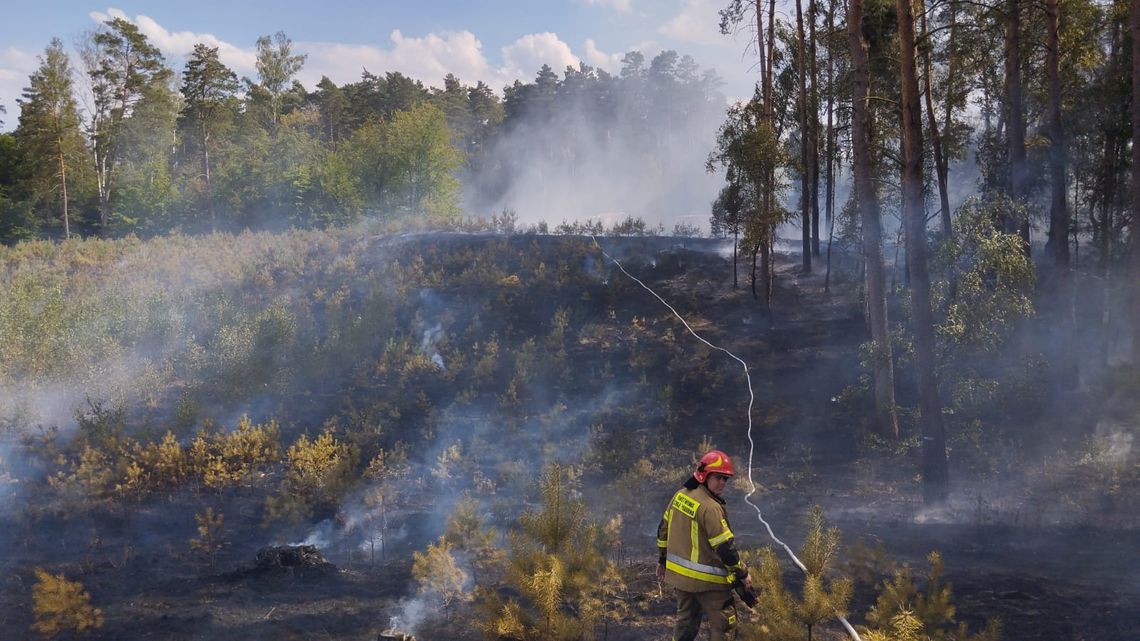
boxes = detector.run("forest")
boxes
[0,1,1138,640]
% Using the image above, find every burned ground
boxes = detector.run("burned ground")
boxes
[0,233,1136,640]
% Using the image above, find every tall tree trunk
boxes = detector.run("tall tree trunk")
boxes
[766,235,775,312]
[203,128,215,232]
[849,0,899,439]
[757,0,769,113]
[1131,0,1140,366]
[899,0,949,502]
[766,0,777,121]
[56,136,70,239]
[734,229,739,289]
[1047,0,1077,385]
[809,0,822,257]
[920,0,952,239]
[1006,0,1030,251]
[942,0,959,207]
[824,0,837,292]
[797,0,813,272]
[752,242,760,299]
[1047,0,1068,266]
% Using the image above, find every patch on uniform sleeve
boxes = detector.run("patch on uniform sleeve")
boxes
[671,492,699,518]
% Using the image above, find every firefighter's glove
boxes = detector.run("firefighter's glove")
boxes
[733,574,759,609]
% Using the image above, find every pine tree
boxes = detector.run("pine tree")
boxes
[865,552,1001,641]
[740,507,852,641]
[178,43,239,230]
[31,567,103,637]
[475,462,627,640]
[15,39,87,238]
[265,429,355,523]
[412,537,471,621]
[190,507,225,567]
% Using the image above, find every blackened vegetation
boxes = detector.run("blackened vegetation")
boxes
[248,545,335,577]
[0,232,1136,640]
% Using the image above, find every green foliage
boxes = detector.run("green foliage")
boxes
[46,414,281,505]
[347,103,463,222]
[252,31,307,130]
[739,507,852,641]
[412,537,472,619]
[475,462,627,640]
[265,428,356,523]
[13,38,88,238]
[190,507,225,566]
[707,98,792,253]
[864,552,1000,641]
[934,196,1035,352]
[31,567,103,637]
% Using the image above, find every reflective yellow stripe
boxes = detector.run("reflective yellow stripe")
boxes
[690,520,699,562]
[708,528,734,547]
[656,539,668,548]
[665,559,732,585]
[672,492,699,518]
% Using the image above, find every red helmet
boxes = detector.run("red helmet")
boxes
[693,450,735,483]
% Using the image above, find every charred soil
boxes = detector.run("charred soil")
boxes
[0,235,1136,641]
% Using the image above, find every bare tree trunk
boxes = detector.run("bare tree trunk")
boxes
[824,0,837,292]
[752,242,760,300]
[1047,0,1068,266]
[734,229,739,289]
[766,235,775,312]
[1131,0,1140,366]
[57,137,70,239]
[809,0,822,257]
[203,129,215,232]
[943,0,961,236]
[920,0,952,240]
[1006,0,1029,251]
[899,0,949,502]
[1047,0,1076,385]
[767,0,776,121]
[797,0,813,272]
[850,0,899,439]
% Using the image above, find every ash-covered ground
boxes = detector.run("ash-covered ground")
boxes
[0,233,1136,641]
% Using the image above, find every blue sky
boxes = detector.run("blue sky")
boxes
[1,1,763,130]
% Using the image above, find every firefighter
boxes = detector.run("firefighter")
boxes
[656,450,752,641]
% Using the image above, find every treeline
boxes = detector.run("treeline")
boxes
[0,19,724,242]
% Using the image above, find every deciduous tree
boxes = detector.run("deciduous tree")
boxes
[253,31,306,131]
[83,17,170,233]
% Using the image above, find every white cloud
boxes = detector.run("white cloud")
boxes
[659,0,727,47]
[583,0,634,12]
[84,9,590,94]
[301,30,585,92]
[0,47,41,129]
[300,30,499,89]
[501,32,580,79]
[583,38,623,72]
[89,8,257,78]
